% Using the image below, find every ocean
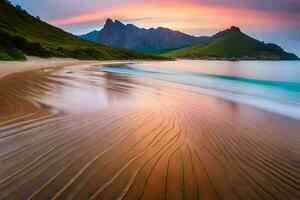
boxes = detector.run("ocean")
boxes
[99,60,300,120]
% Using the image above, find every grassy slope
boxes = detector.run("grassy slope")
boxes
[164,27,299,60]
[135,46,186,55]
[0,0,162,61]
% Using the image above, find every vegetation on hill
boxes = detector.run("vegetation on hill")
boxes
[0,0,163,61]
[164,26,299,60]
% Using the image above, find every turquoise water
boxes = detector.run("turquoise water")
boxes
[99,60,300,120]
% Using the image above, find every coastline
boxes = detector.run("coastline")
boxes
[168,56,300,61]
[0,56,147,79]
[0,56,96,78]
[0,60,299,200]
[1,55,297,80]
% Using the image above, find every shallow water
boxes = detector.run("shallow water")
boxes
[100,60,300,120]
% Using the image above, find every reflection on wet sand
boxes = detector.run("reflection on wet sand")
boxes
[0,64,299,200]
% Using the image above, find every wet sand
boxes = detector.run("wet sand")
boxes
[0,62,299,200]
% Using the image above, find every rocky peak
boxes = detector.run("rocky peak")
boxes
[103,18,126,30]
[105,18,114,25]
[230,26,241,32]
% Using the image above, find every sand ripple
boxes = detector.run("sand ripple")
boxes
[0,65,299,200]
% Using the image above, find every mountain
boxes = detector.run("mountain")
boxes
[164,26,299,60]
[0,1,162,61]
[80,19,210,54]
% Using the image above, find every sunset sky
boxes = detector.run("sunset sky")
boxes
[10,0,300,55]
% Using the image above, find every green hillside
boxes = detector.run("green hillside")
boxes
[0,0,162,61]
[164,26,299,60]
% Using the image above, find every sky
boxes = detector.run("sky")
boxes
[10,0,300,56]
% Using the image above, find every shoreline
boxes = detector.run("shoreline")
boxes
[2,58,300,122]
[172,57,300,61]
[0,56,153,79]
[0,59,299,199]
[1,57,298,80]
[0,56,96,79]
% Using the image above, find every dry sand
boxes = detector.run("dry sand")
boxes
[0,56,139,78]
[0,60,299,200]
[0,56,96,79]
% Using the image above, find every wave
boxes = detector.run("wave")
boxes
[99,63,300,120]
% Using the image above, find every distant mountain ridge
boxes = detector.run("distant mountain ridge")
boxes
[80,19,210,54]
[164,26,299,60]
[80,30,100,42]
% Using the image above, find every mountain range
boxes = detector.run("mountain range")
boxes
[81,20,299,60]
[0,0,162,61]
[80,19,210,54]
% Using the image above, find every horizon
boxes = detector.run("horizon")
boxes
[10,0,300,56]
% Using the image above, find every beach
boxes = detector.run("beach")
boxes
[0,60,299,200]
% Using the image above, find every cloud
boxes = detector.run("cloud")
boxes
[10,0,300,35]
[180,0,300,13]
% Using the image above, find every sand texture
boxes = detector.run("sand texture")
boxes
[0,63,299,200]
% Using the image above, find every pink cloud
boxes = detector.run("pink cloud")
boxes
[49,0,300,34]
